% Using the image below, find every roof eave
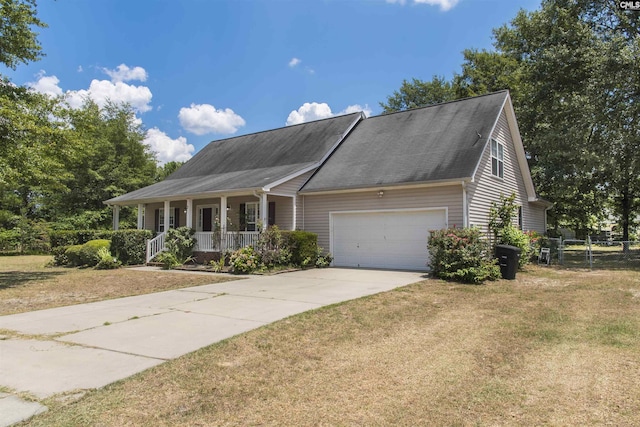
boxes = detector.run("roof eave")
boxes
[298,177,470,196]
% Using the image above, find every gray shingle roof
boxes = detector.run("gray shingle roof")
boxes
[106,112,362,204]
[300,91,508,193]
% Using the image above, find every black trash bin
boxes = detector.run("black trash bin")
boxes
[495,244,521,280]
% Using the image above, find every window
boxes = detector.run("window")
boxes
[155,208,178,232]
[518,206,523,231]
[244,202,259,231]
[491,139,504,178]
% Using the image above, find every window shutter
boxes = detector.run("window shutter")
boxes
[154,209,160,233]
[174,207,180,228]
[268,201,276,226]
[239,203,246,230]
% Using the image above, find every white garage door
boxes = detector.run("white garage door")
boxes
[331,209,447,271]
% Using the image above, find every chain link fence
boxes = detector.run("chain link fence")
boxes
[538,237,640,269]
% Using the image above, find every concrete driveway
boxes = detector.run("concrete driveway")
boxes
[0,267,425,426]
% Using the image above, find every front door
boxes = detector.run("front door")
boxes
[197,205,220,232]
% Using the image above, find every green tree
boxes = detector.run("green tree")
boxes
[379,76,457,113]
[155,160,184,182]
[0,0,46,70]
[47,100,157,229]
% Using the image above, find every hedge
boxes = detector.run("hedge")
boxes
[50,230,114,248]
[281,230,318,267]
[111,229,153,265]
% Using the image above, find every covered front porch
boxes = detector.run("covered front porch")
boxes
[110,191,299,262]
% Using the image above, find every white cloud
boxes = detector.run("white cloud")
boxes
[286,102,333,126]
[77,65,83,72]
[289,57,301,67]
[178,103,246,135]
[103,63,148,83]
[286,102,372,126]
[341,104,372,117]
[65,80,152,112]
[27,71,63,97]
[387,0,460,11]
[144,128,195,166]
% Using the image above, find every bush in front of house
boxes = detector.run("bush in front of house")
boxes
[110,229,153,265]
[315,247,333,268]
[428,227,501,284]
[282,230,318,267]
[499,225,533,268]
[64,245,84,266]
[164,227,196,265]
[51,245,70,266]
[229,246,261,274]
[63,239,111,267]
[95,247,121,269]
[155,251,181,270]
[79,239,112,267]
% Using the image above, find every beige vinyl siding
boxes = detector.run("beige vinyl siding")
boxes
[302,185,462,250]
[527,204,547,233]
[271,170,314,230]
[467,108,545,234]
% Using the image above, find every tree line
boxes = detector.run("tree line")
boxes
[380,0,639,241]
[0,0,181,247]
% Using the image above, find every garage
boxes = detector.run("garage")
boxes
[330,208,448,271]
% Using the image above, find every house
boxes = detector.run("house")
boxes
[105,91,551,270]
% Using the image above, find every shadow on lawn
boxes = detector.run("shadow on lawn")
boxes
[0,271,66,290]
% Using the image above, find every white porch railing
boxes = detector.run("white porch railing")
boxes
[147,231,260,263]
[194,231,260,252]
[146,232,166,263]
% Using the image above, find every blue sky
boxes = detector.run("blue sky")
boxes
[5,0,541,165]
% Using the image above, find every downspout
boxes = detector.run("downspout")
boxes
[462,181,468,228]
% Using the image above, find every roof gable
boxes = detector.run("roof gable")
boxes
[300,91,509,193]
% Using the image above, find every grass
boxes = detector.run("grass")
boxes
[0,256,240,315]
[17,263,640,426]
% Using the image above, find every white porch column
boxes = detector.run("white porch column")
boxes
[163,200,171,231]
[220,196,227,232]
[186,199,193,228]
[292,195,297,230]
[260,192,268,231]
[137,203,144,230]
[112,205,120,231]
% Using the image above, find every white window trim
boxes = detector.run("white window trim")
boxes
[196,204,220,232]
[491,139,504,179]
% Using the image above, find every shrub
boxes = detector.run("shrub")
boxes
[165,227,196,264]
[282,230,318,267]
[315,247,333,268]
[253,226,293,269]
[210,257,225,272]
[78,239,111,267]
[64,245,84,267]
[95,247,121,269]
[229,246,261,274]
[111,229,153,265]
[155,251,180,270]
[51,245,70,266]
[428,227,501,284]
[498,225,532,268]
